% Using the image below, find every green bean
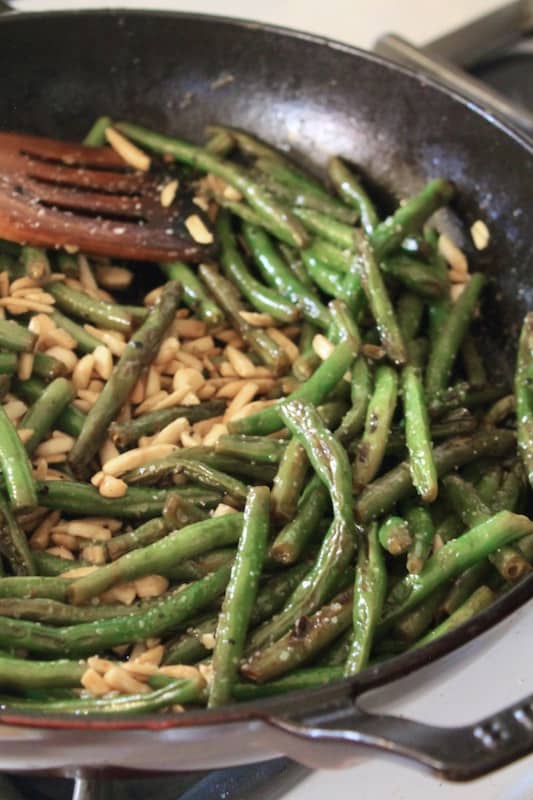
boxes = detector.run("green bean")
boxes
[260,173,358,224]
[173,459,248,504]
[12,376,85,438]
[67,513,243,605]
[402,365,438,502]
[355,232,406,364]
[0,353,17,375]
[425,274,485,396]
[0,565,232,657]
[412,586,495,651]
[328,299,362,349]
[336,357,372,445]
[166,548,236,582]
[199,264,289,374]
[397,292,424,343]
[355,429,515,523]
[233,666,344,700]
[228,338,356,436]
[209,486,270,705]
[378,516,412,556]
[242,222,330,329]
[109,400,226,449]
[381,511,533,628]
[443,474,531,583]
[20,246,50,281]
[0,677,205,714]
[515,313,533,487]
[204,129,235,156]
[47,281,133,334]
[32,352,67,382]
[0,497,35,576]
[20,377,75,456]
[83,115,111,146]
[0,406,37,511]
[159,261,224,326]
[382,254,448,298]
[393,587,448,644]
[269,475,330,564]
[107,502,205,561]
[36,479,217,519]
[54,251,79,277]
[0,595,170,625]
[405,504,435,574]
[33,551,87,577]
[353,365,398,491]
[116,121,308,248]
[428,383,508,418]
[370,179,455,258]
[123,448,276,486]
[461,336,487,388]
[328,156,379,235]
[217,211,298,323]
[302,250,350,298]
[215,435,286,465]
[271,438,308,522]
[0,576,70,601]
[165,561,310,665]
[345,523,387,675]
[205,125,289,165]
[304,239,354,273]
[279,244,317,289]
[244,589,353,684]
[248,400,355,650]
[69,281,180,475]
[293,321,320,380]
[483,394,515,427]
[439,560,493,618]
[253,155,332,200]
[292,207,355,250]
[49,310,100,354]
[0,320,36,354]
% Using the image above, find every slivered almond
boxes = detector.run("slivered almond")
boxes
[159,665,205,685]
[151,416,190,445]
[100,582,136,605]
[172,367,204,393]
[0,297,54,314]
[87,656,115,674]
[225,345,256,378]
[134,574,169,598]
[239,311,275,327]
[3,399,27,422]
[312,334,334,361]
[46,546,75,562]
[91,471,104,488]
[174,351,204,371]
[99,438,119,467]
[212,502,237,517]
[219,361,238,378]
[134,644,164,666]
[450,283,467,303]
[78,255,99,293]
[99,474,128,498]
[51,531,78,550]
[95,265,133,289]
[174,318,206,339]
[181,335,214,355]
[267,327,299,362]
[17,353,34,381]
[82,545,106,565]
[17,428,34,445]
[104,666,150,694]
[129,374,147,405]
[45,345,78,372]
[84,325,127,357]
[81,668,110,697]
[72,354,95,391]
[105,127,151,172]
[133,390,168,416]
[53,521,112,541]
[160,178,179,208]
[470,219,490,251]
[185,214,213,244]
[93,345,113,380]
[438,233,468,275]
[223,382,259,422]
[154,336,181,365]
[145,366,161,398]
[122,660,158,677]
[35,433,75,458]
[29,510,60,551]
[102,444,177,476]
[202,422,228,447]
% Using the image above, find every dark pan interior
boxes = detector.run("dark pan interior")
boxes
[0,9,531,733]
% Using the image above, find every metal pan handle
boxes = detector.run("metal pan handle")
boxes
[269,692,533,780]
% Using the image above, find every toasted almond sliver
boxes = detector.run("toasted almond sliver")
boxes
[99,437,120,468]
[35,433,75,458]
[267,327,299,363]
[151,416,190,446]
[212,502,238,517]
[54,521,112,541]
[91,470,105,488]
[17,352,34,381]
[29,510,61,551]
[197,383,217,400]
[133,390,168,416]
[104,665,150,694]
[174,351,204,371]
[181,335,215,355]
[438,233,468,274]
[185,214,213,244]
[223,382,259,422]
[0,297,54,314]
[95,265,133,290]
[470,219,490,251]
[81,668,110,697]
[160,178,179,208]
[159,664,205,685]
[46,546,75,562]
[150,388,191,413]
[225,345,256,378]
[172,367,204,393]
[129,374,148,406]
[100,582,136,605]
[450,283,467,303]
[135,644,165,666]
[0,271,9,298]
[180,430,202,448]
[238,310,275,327]
[99,474,128,498]
[229,399,274,422]
[122,660,159,677]
[93,344,113,380]
[105,127,151,172]
[45,345,78,372]
[87,656,115,674]
[174,318,206,339]
[145,366,161,398]
[134,574,169,599]
[312,334,334,361]
[51,531,78,550]
[219,361,238,378]
[102,444,177,477]
[84,325,127,357]
[3,399,27,422]
[78,254,99,293]
[82,544,106,565]
[17,428,34,445]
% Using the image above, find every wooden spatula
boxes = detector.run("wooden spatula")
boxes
[0,132,214,262]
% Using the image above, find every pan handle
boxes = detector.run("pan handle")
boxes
[268,691,533,780]
[375,33,533,140]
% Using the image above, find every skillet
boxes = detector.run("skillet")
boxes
[0,5,532,789]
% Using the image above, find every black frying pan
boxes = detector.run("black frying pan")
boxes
[0,6,532,791]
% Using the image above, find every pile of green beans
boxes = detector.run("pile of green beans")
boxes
[0,119,529,715]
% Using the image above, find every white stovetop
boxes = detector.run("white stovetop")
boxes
[11,1,533,797]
